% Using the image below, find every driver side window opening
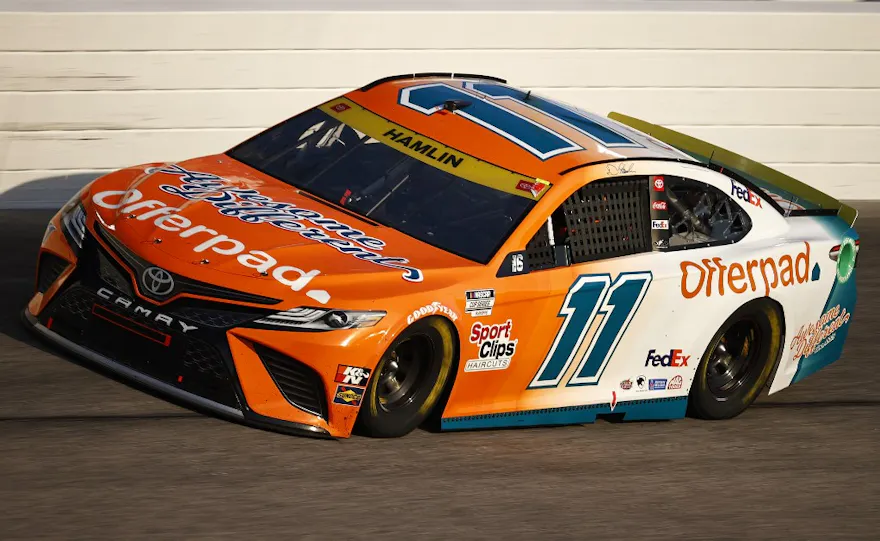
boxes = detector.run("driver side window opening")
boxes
[662,176,752,249]
[525,177,653,270]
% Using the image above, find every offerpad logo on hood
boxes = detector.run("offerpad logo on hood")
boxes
[149,164,424,282]
[92,188,332,304]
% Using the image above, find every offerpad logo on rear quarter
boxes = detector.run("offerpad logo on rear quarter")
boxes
[333,384,364,407]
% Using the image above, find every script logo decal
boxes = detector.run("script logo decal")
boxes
[150,165,423,282]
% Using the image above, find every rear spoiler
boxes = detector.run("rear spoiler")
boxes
[608,112,858,227]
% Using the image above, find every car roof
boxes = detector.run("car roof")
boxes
[345,74,689,192]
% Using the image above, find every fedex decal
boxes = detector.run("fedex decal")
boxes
[465,320,518,372]
[681,243,810,299]
[730,180,762,208]
[645,349,689,368]
[92,189,331,304]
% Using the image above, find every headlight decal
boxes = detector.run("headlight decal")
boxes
[61,202,87,251]
[253,307,386,331]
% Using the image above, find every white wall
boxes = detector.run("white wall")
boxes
[1,4,878,207]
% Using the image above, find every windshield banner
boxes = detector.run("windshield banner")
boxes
[320,98,550,200]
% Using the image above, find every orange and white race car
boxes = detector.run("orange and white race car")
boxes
[24,74,859,438]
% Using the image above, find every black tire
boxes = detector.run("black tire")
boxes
[688,300,783,420]
[355,317,455,438]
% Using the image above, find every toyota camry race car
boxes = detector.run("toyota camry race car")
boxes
[24,73,859,438]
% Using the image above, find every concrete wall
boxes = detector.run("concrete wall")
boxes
[1,2,878,207]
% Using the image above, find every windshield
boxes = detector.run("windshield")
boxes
[228,107,536,263]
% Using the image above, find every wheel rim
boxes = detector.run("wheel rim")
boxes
[377,334,434,413]
[706,319,764,400]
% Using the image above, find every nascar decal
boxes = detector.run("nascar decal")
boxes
[92,189,331,304]
[681,243,811,299]
[333,384,365,407]
[790,304,851,363]
[465,320,517,372]
[150,164,423,283]
[465,289,495,317]
[321,98,550,200]
[335,365,372,387]
[406,302,459,325]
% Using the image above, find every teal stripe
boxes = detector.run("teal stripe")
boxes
[442,397,687,431]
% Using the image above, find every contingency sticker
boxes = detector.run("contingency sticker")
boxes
[333,384,365,407]
[465,289,495,317]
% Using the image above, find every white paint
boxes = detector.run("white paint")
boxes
[1,5,878,208]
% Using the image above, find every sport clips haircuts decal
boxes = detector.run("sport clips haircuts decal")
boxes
[149,165,423,282]
[465,320,517,372]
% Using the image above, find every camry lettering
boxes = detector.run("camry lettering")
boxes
[149,165,423,282]
[681,243,810,299]
[97,287,198,333]
[93,189,330,303]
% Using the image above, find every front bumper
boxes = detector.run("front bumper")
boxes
[22,307,332,439]
[24,214,350,439]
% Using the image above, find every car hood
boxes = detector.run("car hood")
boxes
[87,155,479,307]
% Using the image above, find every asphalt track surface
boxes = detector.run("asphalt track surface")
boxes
[1,207,878,540]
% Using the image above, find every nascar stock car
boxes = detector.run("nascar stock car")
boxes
[24,73,859,438]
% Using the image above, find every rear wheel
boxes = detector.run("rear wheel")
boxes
[355,317,455,438]
[688,300,783,420]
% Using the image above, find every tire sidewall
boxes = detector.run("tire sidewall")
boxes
[358,317,455,437]
[689,301,783,420]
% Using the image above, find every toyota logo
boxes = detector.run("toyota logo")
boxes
[141,266,174,297]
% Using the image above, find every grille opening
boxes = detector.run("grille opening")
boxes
[562,178,652,263]
[37,252,70,293]
[97,250,133,295]
[47,285,241,410]
[168,306,261,329]
[255,344,327,419]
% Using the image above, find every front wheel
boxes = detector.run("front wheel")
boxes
[688,300,783,420]
[355,317,455,438]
